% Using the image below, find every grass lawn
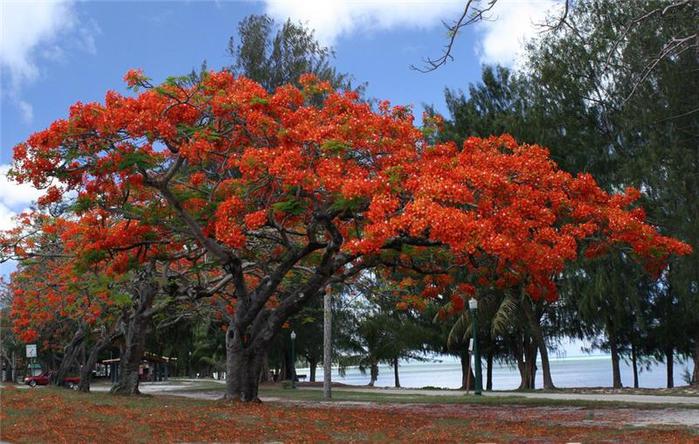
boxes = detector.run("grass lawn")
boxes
[2,385,698,443]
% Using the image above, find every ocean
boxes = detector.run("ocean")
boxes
[299,355,695,390]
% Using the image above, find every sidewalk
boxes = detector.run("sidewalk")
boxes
[304,386,699,406]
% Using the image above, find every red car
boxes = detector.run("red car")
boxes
[24,372,80,389]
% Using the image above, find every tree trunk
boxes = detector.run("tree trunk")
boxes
[393,356,400,388]
[486,351,493,391]
[110,310,151,395]
[79,333,117,393]
[517,339,537,390]
[323,289,332,400]
[78,345,102,392]
[258,352,270,383]
[692,332,699,386]
[110,270,158,395]
[521,298,555,389]
[53,327,85,386]
[460,351,475,390]
[308,357,317,382]
[605,317,623,389]
[631,342,639,389]
[665,347,674,388]
[224,325,266,402]
[368,361,379,387]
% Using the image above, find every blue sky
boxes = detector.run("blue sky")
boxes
[0,0,561,273]
[1,0,599,357]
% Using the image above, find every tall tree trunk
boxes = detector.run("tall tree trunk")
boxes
[692,331,699,386]
[308,357,317,383]
[393,356,400,388]
[79,332,118,392]
[368,361,379,387]
[608,324,623,389]
[631,342,639,389]
[53,327,85,386]
[78,344,103,392]
[323,289,332,399]
[486,351,493,391]
[259,352,270,383]
[460,351,475,390]
[665,347,674,388]
[11,351,16,383]
[521,297,555,389]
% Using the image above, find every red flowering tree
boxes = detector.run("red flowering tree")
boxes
[9,70,690,400]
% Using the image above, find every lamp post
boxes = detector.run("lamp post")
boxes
[469,298,482,395]
[290,330,297,389]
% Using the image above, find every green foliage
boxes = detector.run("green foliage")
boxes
[272,198,306,216]
[228,14,363,94]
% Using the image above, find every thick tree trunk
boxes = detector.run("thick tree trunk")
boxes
[111,318,148,395]
[111,272,158,395]
[393,356,400,388]
[460,351,475,390]
[521,299,554,389]
[631,342,639,389]
[486,351,493,391]
[665,347,674,388]
[53,327,85,386]
[308,357,317,382]
[224,326,266,402]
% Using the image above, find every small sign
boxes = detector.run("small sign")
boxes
[26,344,37,358]
[468,338,474,352]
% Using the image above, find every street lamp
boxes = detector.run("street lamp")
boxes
[469,298,482,395]
[290,330,297,389]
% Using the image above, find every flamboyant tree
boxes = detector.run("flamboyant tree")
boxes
[8,70,690,401]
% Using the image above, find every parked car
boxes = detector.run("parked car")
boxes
[24,372,80,389]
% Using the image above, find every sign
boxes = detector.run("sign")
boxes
[25,344,37,358]
[468,338,474,352]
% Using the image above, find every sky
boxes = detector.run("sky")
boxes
[0,0,562,273]
[0,0,601,357]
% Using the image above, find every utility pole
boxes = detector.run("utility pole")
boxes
[323,288,332,400]
[469,298,482,395]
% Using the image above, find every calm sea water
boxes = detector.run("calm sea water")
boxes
[299,355,695,390]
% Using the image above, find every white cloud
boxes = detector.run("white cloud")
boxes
[17,100,33,124]
[0,201,18,232]
[263,0,464,45]
[0,0,77,88]
[475,0,563,66]
[0,163,43,232]
[0,165,42,209]
[0,1,98,123]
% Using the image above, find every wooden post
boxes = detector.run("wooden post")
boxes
[323,289,332,400]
